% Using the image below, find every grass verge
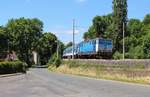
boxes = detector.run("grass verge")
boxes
[48,60,150,85]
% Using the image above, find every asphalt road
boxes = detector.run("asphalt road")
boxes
[0,68,150,97]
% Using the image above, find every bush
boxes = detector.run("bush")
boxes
[0,61,27,74]
[47,53,62,67]
[113,51,123,59]
[126,46,144,59]
[54,57,62,67]
[48,53,57,65]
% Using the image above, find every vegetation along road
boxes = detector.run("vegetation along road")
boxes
[0,68,150,97]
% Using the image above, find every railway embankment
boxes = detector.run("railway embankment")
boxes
[48,59,150,85]
[63,59,150,68]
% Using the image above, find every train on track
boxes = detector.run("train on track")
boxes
[63,38,113,59]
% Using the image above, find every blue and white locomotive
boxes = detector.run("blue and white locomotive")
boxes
[63,38,113,59]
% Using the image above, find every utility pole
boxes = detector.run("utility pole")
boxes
[57,40,59,59]
[7,28,10,52]
[123,22,125,60]
[72,19,75,59]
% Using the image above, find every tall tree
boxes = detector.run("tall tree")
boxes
[0,26,8,52]
[65,42,73,49]
[6,18,43,65]
[143,33,150,58]
[113,0,128,52]
[127,19,143,37]
[83,25,95,40]
[83,14,113,40]
[143,14,150,25]
[93,16,106,37]
[38,32,57,65]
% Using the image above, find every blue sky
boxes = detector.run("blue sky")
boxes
[0,0,150,44]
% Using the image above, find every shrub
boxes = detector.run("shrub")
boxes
[0,61,27,74]
[113,51,123,59]
[126,46,144,59]
[48,53,57,65]
[54,57,62,67]
[47,53,62,67]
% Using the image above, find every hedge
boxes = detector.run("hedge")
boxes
[0,61,27,74]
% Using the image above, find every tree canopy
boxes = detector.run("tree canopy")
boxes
[83,0,150,59]
[0,17,63,66]
[6,18,43,65]
[0,26,8,52]
[38,32,57,65]
[1,0,150,60]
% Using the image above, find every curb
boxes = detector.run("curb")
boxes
[0,73,23,78]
